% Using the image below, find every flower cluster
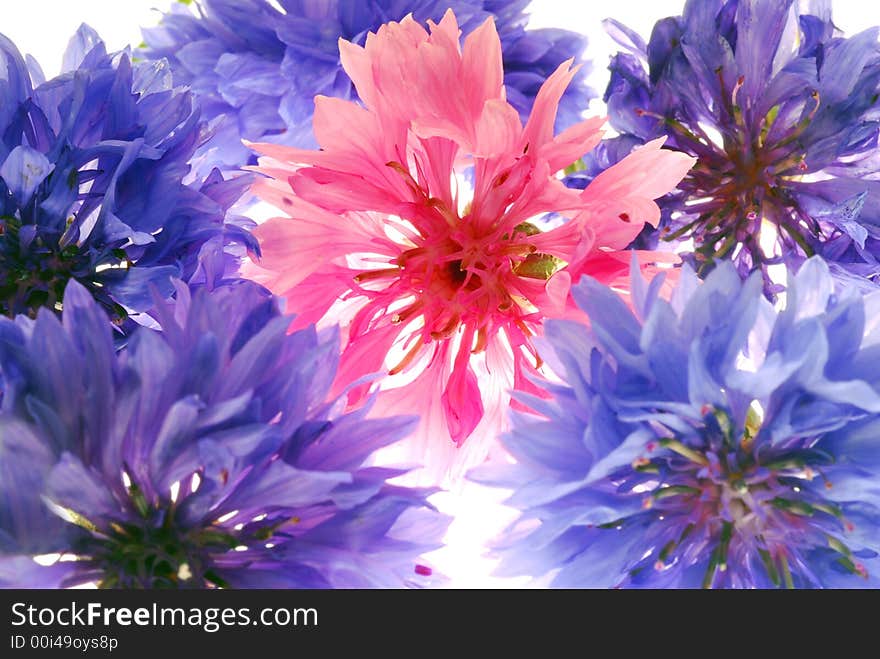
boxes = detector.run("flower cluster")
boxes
[0,278,445,588]
[3,0,880,591]
[474,257,880,588]
[139,0,592,175]
[245,11,692,480]
[594,0,880,290]
[0,26,255,327]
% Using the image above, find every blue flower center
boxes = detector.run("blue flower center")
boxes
[644,78,820,271]
[619,406,866,587]
[64,480,281,589]
[0,214,128,320]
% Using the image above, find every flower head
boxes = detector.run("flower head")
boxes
[597,0,880,290]
[246,11,693,480]
[474,256,880,588]
[0,279,445,588]
[0,26,255,327]
[139,0,592,175]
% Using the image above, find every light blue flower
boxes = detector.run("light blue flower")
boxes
[139,0,592,175]
[587,0,880,290]
[0,279,446,588]
[0,26,255,326]
[474,256,880,588]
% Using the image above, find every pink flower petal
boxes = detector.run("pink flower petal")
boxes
[442,342,486,447]
[461,17,504,118]
[583,137,696,207]
[474,99,523,157]
[243,10,694,483]
[522,59,579,151]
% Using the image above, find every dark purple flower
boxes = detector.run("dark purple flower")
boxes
[139,0,592,175]
[0,26,255,327]
[474,256,880,588]
[0,279,446,588]
[594,0,880,292]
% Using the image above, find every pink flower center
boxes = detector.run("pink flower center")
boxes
[352,201,558,375]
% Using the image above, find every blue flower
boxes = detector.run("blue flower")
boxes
[139,0,592,175]
[473,256,880,588]
[0,26,256,326]
[591,0,880,290]
[0,279,446,588]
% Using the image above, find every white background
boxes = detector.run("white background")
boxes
[5,0,880,587]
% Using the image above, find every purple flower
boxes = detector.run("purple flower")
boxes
[0,279,446,588]
[139,0,592,175]
[473,256,880,588]
[593,0,880,291]
[0,26,256,327]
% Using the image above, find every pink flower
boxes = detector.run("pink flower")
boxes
[244,10,694,481]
